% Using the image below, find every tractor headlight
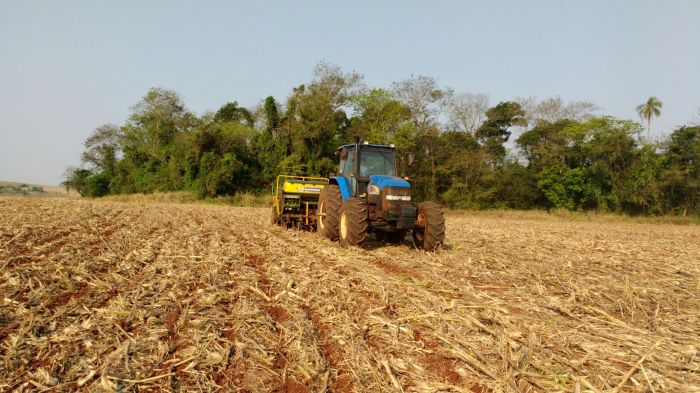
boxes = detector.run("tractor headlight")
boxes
[368,184,380,195]
[386,195,411,201]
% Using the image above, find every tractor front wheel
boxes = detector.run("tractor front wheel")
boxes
[339,197,368,247]
[413,202,445,251]
[318,184,341,240]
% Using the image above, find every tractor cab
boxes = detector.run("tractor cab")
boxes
[336,142,401,197]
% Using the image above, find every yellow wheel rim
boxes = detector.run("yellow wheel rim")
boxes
[340,211,348,239]
[318,200,326,230]
[415,213,426,242]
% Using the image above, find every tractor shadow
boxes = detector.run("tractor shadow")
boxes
[361,233,452,252]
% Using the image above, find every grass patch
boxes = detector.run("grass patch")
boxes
[200,192,271,207]
[446,207,700,225]
[97,191,271,207]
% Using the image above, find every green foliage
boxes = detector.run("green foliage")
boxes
[85,174,111,197]
[193,152,243,198]
[255,129,285,182]
[493,163,540,209]
[538,165,593,210]
[516,119,579,170]
[347,89,412,144]
[62,167,92,196]
[662,126,700,215]
[263,96,279,131]
[477,101,528,141]
[63,63,699,217]
[214,101,254,127]
[277,154,306,176]
[476,101,527,160]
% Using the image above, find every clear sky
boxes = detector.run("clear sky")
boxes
[1,0,699,185]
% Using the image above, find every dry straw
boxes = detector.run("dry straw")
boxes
[1,197,698,392]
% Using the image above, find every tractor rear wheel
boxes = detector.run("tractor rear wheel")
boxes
[339,197,368,247]
[413,202,445,251]
[318,184,341,240]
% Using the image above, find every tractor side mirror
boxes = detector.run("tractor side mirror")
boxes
[407,152,415,165]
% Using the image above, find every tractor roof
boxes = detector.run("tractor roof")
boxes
[336,143,395,151]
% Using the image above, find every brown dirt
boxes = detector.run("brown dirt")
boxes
[46,282,90,309]
[424,353,462,384]
[163,307,181,336]
[278,378,310,393]
[265,305,293,324]
[373,258,420,279]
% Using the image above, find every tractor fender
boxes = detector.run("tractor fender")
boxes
[329,176,352,200]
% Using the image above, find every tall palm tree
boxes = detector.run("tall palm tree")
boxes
[636,97,663,141]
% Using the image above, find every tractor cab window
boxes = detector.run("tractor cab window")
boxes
[359,149,395,177]
[341,150,355,177]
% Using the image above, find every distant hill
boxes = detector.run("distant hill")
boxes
[0,180,78,197]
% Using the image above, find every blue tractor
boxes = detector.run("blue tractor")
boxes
[317,141,445,251]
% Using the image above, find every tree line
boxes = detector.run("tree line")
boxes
[63,62,700,216]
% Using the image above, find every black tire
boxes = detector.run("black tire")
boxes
[413,202,445,251]
[380,230,407,244]
[318,184,341,240]
[338,197,368,247]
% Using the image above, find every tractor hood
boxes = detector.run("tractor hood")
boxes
[369,175,410,190]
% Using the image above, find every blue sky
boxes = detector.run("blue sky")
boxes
[1,0,699,185]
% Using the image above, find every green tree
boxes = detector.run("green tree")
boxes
[636,96,662,141]
[347,88,412,144]
[437,132,491,208]
[192,151,249,198]
[283,62,362,176]
[81,124,122,172]
[493,162,540,209]
[581,118,642,212]
[624,145,665,214]
[392,75,452,199]
[120,87,196,192]
[662,126,700,215]
[277,153,306,176]
[85,174,111,197]
[538,165,593,210]
[263,96,280,131]
[214,101,254,127]
[517,119,580,171]
[254,96,286,183]
[126,87,193,152]
[61,167,92,196]
[476,101,527,162]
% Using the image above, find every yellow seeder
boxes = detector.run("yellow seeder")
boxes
[271,175,328,229]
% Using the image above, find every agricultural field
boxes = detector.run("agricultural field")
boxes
[1,197,698,392]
